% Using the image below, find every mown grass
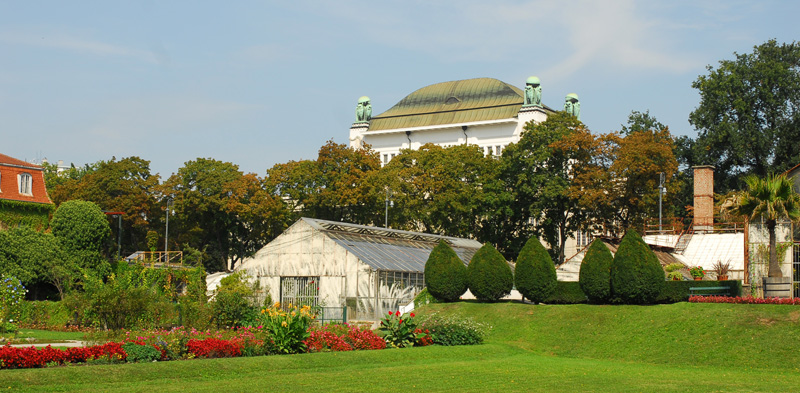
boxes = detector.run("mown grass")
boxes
[2,329,86,343]
[3,301,800,392]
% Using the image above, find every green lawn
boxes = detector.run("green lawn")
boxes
[3,301,800,392]
[1,329,86,344]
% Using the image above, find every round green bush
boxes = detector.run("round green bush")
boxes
[514,237,556,304]
[51,200,110,253]
[579,239,613,303]
[609,229,665,304]
[467,243,513,302]
[424,240,468,302]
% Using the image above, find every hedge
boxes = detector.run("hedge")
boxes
[657,280,742,303]
[544,282,587,304]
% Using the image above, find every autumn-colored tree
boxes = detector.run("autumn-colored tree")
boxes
[45,157,161,256]
[376,143,492,237]
[558,125,679,236]
[164,158,290,272]
[266,140,381,225]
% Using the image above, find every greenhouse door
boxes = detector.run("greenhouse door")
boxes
[280,276,320,309]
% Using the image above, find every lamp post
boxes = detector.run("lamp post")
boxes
[165,197,173,263]
[102,211,125,259]
[384,187,393,228]
[658,172,665,233]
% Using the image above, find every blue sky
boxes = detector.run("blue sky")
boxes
[2,1,798,177]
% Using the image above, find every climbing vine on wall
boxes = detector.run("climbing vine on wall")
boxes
[0,200,54,230]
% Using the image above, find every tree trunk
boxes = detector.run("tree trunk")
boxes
[767,219,782,277]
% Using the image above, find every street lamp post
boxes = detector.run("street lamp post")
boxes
[165,198,173,263]
[384,187,393,228]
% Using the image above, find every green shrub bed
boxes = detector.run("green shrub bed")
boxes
[657,280,742,303]
[544,282,587,304]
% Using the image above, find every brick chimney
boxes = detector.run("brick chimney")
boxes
[692,165,715,232]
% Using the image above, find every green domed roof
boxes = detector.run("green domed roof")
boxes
[358,96,370,104]
[368,78,527,131]
[526,76,540,85]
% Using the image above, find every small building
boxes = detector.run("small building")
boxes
[236,217,482,320]
[0,153,54,229]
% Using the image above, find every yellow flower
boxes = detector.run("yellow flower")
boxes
[291,311,296,316]
[281,321,288,327]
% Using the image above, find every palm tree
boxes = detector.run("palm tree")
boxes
[732,174,800,277]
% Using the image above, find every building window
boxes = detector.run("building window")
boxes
[576,230,592,248]
[279,276,320,310]
[495,145,502,156]
[18,173,32,195]
[383,154,388,165]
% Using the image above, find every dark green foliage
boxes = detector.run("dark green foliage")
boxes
[211,271,263,328]
[467,243,513,302]
[657,280,743,303]
[609,230,665,304]
[122,342,162,363]
[51,200,110,254]
[544,281,587,304]
[579,240,613,303]
[18,301,71,329]
[424,240,468,302]
[514,237,556,304]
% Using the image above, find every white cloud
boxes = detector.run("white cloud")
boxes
[0,31,157,63]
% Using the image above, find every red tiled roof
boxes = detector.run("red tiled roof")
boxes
[0,153,42,169]
[0,153,52,204]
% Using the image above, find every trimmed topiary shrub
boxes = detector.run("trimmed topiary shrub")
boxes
[424,240,468,302]
[579,239,613,304]
[544,281,587,304]
[609,229,665,304]
[467,243,513,302]
[514,237,556,304]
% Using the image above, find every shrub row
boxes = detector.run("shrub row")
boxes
[657,280,742,303]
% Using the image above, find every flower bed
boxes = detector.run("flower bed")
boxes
[689,295,800,305]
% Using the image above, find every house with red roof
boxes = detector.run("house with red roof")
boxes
[0,153,54,229]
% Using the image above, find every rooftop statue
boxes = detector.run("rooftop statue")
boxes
[356,96,372,122]
[523,76,542,106]
[564,93,580,120]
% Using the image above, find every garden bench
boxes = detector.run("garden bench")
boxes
[689,286,732,297]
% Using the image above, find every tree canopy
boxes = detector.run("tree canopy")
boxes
[689,39,800,191]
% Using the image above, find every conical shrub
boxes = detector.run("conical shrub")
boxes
[467,243,513,302]
[424,240,468,302]
[609,229,665,304]
[514,237,557,304]
[579,239,613,304]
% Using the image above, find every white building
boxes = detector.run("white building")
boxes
[349,77,580,166]
[235,217,482,320]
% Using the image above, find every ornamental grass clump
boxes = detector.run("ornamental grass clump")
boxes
[424,240,468,302]
[579,240,613,303]
[467,243,513,302]
[609,229,665,304]
[257,303,315,354]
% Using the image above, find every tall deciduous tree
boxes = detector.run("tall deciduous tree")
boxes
[45,157,160,256]
[266,140,381,225]
[377,143,492,237]
[485,112,589,263]
[689,39,800,191]
[559,126,679,236]
[164,158,289,272]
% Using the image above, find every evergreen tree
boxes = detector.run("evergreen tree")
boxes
[579,239,613,303]
[514,237,557,304]
[467,243,513,302]
[609,230,664,304]
[424,240,468,302]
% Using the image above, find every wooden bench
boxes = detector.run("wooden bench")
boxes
[689,286,732,297]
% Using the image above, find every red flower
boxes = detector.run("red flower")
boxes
[388,311,393,316]
[410,312,415,318]
[395,311,401,316]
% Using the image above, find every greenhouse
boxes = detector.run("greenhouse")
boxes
[236,217,482,320]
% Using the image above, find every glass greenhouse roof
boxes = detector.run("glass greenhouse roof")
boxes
[302,218,482,272]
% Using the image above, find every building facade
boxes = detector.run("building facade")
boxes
[349,77,582,166]
[0,153,54,229]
